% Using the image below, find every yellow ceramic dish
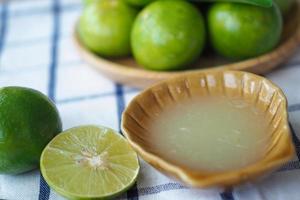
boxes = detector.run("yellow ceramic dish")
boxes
[121,70,295,188]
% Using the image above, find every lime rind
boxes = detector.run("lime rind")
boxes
[0,86,62,174]
[190,0,273,7]
[40,125,140,200]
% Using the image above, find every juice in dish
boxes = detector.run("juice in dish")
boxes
[150,96,271,172]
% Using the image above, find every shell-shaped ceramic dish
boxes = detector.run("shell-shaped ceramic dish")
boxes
[74,1,300,88]
[121,70,295,188]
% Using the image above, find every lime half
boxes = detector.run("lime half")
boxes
[40,125,139,199]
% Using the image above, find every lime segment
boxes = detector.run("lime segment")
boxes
[40,125,139,199]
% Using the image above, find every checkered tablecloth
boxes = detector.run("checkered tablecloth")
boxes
[0,0,300,200]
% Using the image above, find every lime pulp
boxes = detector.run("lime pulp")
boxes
[40,125,139,199]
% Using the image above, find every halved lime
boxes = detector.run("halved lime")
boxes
[40,125,140,199]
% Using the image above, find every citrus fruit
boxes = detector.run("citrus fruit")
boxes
[131,0,206,71]
[40,125,140,200]
[207,3,282,59]
[83,0,94,6]
[0,86,62,174]
[274,0,295,16]
[79,0,139,57]
[124,0,154,7]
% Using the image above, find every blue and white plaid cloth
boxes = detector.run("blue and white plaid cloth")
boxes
[0,0,300,199]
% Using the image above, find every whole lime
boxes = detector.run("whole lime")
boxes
[207,3,282,59]
[274,0,295,16]
[124,0,154,7]
[0,87,62,174]
[131,0,206,71]
[83,0,94,6]
[79,0,139,57]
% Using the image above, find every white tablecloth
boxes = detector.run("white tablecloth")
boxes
[0,0,300,200]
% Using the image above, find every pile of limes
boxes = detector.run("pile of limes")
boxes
[79,0,295,71]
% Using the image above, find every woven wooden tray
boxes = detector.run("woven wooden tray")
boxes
[74,2,300,88]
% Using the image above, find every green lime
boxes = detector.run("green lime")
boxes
[83,0,95,6]
[207,3,282,59]
[40,125,140,200]
[124,0,154,7]
[131,0,206,71]
[0,86,62,174]
[274,0,295,16]
[79,0,139,57]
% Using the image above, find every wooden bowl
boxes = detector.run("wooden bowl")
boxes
[121,70,295,188]
[74,2,300,88]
